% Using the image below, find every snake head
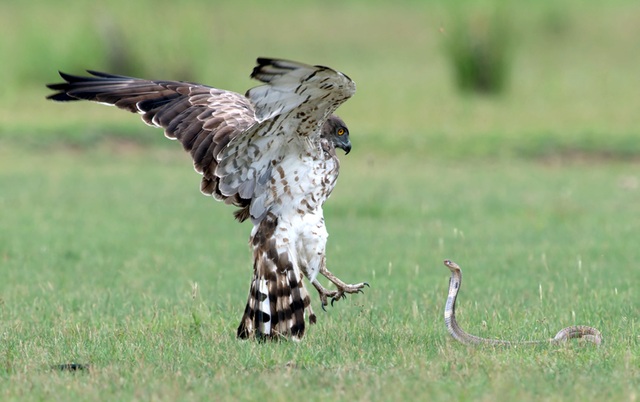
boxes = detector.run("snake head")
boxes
[443,259,461,272]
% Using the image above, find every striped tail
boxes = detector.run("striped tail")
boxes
[237,215,316,340]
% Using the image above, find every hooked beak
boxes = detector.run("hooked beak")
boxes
[337,140,352,155]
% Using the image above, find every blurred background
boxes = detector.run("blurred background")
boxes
[1,0,639,159]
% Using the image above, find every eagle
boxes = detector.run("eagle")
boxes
[46,58,368,340]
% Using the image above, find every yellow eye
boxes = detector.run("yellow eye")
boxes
[337,128,345,136]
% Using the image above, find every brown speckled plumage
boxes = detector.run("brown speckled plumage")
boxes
[47,58,368,339]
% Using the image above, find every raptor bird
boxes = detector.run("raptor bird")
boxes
[46,58,368,340]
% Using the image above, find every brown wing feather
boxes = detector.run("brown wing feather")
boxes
[46,59,356,225]
[46,71,257,220]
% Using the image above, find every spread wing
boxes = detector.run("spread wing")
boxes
[215,58,356,221]
[247,58,355,125]
[46,58,356,222]
[46,71,256,212]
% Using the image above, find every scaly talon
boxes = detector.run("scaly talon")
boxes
[312,273,369,309]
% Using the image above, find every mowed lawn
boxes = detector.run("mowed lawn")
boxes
[1,144,638,400]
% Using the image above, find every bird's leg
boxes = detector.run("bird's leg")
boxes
[312,265,369,309]
[320,265,369,303]
[299,262,335,311]
[311,279,335,310]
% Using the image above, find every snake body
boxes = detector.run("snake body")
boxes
[443,259,602,346]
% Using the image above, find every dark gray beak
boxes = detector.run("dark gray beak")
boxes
[342,142,351,155]
[337,138,352,155]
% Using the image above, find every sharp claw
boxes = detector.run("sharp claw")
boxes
[321,303,327,312]
[321,282,370,309]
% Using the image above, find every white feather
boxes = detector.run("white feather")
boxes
[257,278,271,335]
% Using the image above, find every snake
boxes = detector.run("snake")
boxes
[443,259,602,346]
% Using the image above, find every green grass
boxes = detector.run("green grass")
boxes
[2,0,640,400]
[444,4,513,95]
[1,145,639,400]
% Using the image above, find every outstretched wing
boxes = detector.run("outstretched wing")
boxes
[47,71,256,212]
[247,58,355,125]
[46,58,356,223]
[215,58,356,221]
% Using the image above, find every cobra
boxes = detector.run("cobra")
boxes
[443,259,602,346]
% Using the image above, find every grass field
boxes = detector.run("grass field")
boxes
[2,0,640,401]
[2,147,638,401]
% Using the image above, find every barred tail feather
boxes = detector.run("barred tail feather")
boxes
[238,215,315,340]
[287,269,307,338]
[236,259,314,340]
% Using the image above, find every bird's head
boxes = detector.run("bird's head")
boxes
[322,115,351,155]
